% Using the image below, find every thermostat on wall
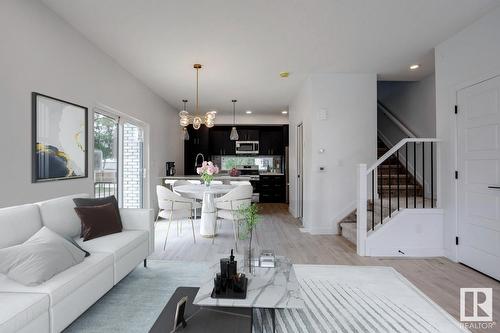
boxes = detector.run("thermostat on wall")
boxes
[318,109,328,120]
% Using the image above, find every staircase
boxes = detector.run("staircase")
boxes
[339,137,425,245]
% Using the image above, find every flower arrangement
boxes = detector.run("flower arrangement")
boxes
[196,161,219,186]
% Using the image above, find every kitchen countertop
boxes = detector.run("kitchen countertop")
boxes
[160,175,252,181]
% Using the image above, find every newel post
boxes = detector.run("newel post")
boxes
[357,164,367,256]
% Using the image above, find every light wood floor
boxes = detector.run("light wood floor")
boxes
[151,203,500,332]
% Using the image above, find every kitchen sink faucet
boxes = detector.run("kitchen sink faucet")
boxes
[194,153,205,173]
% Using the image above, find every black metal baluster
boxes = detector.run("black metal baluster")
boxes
[371,170,375,230]
[414,142,417,208]
[405,143,408,208]
[422,142,425,208]
[388,154,392,217]
[397,150,400,211]
[431,142,434,208]
[379,166,383,225]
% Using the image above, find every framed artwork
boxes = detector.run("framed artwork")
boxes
[32,92,88,182]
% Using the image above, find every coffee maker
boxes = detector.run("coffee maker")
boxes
[165,162,176,176]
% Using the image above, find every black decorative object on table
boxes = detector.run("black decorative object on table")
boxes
[211,249,248,299]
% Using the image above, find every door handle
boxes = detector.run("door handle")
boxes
[488,186,500,189]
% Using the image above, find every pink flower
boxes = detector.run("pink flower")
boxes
[202,161,208,167]
[196,167,202,174]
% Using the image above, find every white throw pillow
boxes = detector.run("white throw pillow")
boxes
[0,227,85,286]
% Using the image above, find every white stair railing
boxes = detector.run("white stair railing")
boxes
[356,137,440,256]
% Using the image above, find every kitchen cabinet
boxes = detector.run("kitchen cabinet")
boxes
[259,174,286,203]
[209,126,235,155]
[184,125,209,175]
[259,127,283,155]
[237,128,259,141]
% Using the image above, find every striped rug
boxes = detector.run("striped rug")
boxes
[252,265,467,333]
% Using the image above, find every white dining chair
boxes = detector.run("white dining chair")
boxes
[156,185,201,249]
[213,185,253,251]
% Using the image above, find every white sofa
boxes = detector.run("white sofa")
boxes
[0,194,154,333]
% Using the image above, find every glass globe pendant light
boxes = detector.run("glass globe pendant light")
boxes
[230,99,239,141]
[178,64,216,130]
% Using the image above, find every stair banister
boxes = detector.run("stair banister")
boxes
[357,137,440,256]
[367,138,440,174]
[377,101,417,138]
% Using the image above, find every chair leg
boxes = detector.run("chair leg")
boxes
[232,220,238,252]
[164,214,173,250]
[190,217,196,244]
[212,218,217,245]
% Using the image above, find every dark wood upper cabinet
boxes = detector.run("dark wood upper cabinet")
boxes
[238,128,259,141]
[259,127,283,155]
[209,126,235,155]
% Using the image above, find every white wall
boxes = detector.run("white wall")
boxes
[378,75,436,138]
[366,209,444,257]
[0,0,182,209]
[289,73,377,234]
[435,6,500,260]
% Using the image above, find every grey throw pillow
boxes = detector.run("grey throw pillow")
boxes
[0,227,85,286]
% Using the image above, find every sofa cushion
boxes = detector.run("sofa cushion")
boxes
[75,230,148,261]
[0,227,85,286]
[0,292,49,333]
[37,194,89,238]
[0,204,42,249]
[73,196,123,236]
[0,252,113,306]
[74,203,122,241]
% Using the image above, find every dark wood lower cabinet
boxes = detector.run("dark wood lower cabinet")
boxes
[259,175,286,203]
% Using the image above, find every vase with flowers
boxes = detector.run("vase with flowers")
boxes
[196,161,219,187]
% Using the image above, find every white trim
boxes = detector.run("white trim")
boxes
[377,101,416,138]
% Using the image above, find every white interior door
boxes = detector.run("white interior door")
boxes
[457,75,500,280]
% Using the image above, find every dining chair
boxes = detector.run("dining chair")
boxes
[213,185,253,251]
[172,180,201,218]
[156,185,200,249]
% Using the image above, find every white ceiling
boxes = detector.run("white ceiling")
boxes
[42,0,499,114]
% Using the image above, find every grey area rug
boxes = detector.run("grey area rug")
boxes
[65,261,465,333]
[64,260,208,333]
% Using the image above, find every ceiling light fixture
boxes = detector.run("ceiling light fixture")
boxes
[410,64,420,70]
[281,110,288,114]
[245,110,252,114]
[181,100,190,141]
[178,64,216,130]
[230,99,239,141]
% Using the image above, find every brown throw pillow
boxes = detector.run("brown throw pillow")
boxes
[73,196,123,237]
[74,203,122,241]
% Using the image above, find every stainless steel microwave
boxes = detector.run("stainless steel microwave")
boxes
[235,141,259,154]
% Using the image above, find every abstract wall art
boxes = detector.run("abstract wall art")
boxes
[32,92,88,182]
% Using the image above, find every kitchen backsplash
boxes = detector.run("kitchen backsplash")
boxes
[212,155,282,172]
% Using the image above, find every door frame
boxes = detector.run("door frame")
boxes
[454,73,500,264]
[296,122,304,222]
[93,103,151,209]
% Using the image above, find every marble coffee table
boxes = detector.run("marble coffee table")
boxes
[193,256,304,332]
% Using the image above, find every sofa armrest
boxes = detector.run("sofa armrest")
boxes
[119,208,154,255]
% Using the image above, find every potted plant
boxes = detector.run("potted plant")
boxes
[196,161,219,186]
[238,203,260,273]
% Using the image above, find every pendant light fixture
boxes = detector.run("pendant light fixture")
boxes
[181,99,190,141]
[230,99,239,141]
[178,64,216,130]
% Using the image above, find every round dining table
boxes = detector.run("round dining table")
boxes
[174,184,236,237]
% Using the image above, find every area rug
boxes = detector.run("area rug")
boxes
[254,265,467,333]
[64,260,208,332]
[65,262,467,333]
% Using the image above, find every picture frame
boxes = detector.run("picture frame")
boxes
[173,296,188,331]
[32,92,88,183]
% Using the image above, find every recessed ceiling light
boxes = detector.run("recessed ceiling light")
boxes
[281,110,288,114]
[410,64,420,70]
[245,110,252,114]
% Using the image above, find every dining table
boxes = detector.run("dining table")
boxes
[174,184,236,237]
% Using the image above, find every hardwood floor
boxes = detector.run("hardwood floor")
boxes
[151,203,500,332]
